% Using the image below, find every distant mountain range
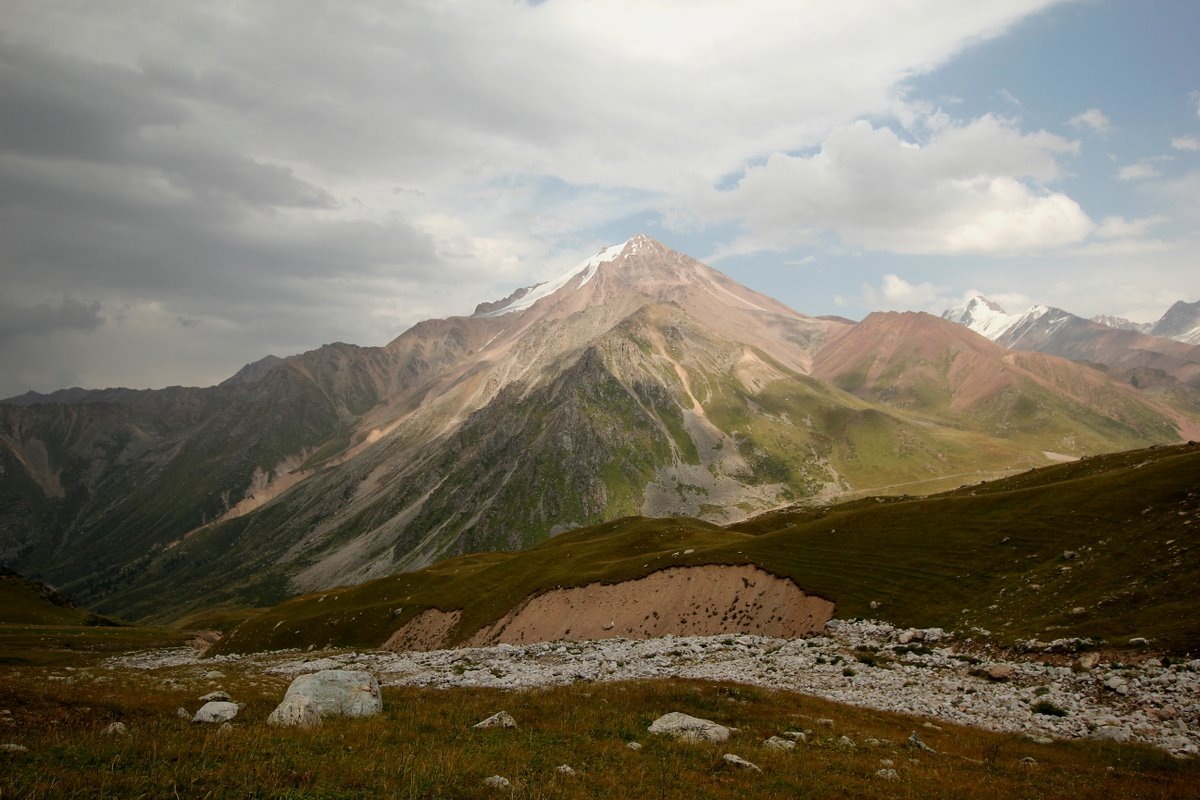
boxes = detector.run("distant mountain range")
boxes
[942,296,1200,390]
[2,236,1197,621]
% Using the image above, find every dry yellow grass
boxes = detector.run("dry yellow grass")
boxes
[0,648,1197,799]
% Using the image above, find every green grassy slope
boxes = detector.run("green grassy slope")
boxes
[216,442,1200,655]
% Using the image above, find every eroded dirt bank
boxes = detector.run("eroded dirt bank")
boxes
[462,565,834,647]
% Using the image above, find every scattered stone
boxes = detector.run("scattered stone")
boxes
[1129,637,1150,647]
[277,670,381,718]
[722,753,762,772]
[1019,756,1038,767]
[869,601,881,610]
[875,768,899,781]
[907,731,936,753]
[879,758,895,768]
[648,712,730,743]
[555,764,576,775]
[102,721,127,736]
[175,707,190,721]
[1078,653,1100,670]
[1149,705,1179,721]
[201,670,224,680]
[1026,735,1054,745]
[267,694,322,729]
[817,718,835,728]
[199,690,231,703]
[838,735,856,749]
[1103,676,1130,696]
[192,701,239,724]
[1062,550,1078,560]
[481,775,510,790]
[782,730,807,742]
[1,743,28,753]
[474,711,517,730]
[987,664,1016,682]
[762,736,795,751]
[626,741,643,751]
[1070,607,1087,616]
[863,737,887,747]
[1092,726,1131,743]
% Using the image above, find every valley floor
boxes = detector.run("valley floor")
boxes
[110,620,1200,758]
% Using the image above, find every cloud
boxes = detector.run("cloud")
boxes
[693,114,1089,256]
[1069,108,1112,134]
[1117,160,1163,181]
[1172,135,1200,152]
[1095,214,1168,240]
[862,274,948,311]
[0,0,1078,395]
[0,298,104,342]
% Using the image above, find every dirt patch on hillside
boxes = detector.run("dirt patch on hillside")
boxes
[381,609,462,652]
[464,565,834,647]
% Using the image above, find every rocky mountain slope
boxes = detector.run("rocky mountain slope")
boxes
[2,237,1195,620]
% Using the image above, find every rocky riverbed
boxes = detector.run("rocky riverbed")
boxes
[109,620,1200,757]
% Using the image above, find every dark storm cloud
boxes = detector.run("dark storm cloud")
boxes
[0,298,104,342]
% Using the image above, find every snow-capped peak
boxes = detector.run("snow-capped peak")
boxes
[475,239,631,317]
[941,295,1023,341]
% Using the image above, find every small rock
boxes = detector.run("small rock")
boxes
[201,670,224,680]
[626,741,643,751]
[817,718,835,729]
[879,758,894,768]
[869,600,881,610]
[1150,705,1179,721]
[721,753,761,772]
[782,730,807,742]
[875,768,899,781]
[1019,756,1037,767]
[838,735,856,749]
[1062,550,1077,560]
[761,736,795,751]
[1092,726,1131,743]
[1070,607,1086,616]
[192,701,239,724]
[481,775,510,790]
[1103,676,1129,696]
[1,743,29,752]
[1026,735,1054,745]
[474,711,517,730]
[555,764,576,775]
[102,721,127,736]
[199,691,231,703]
[648,712,730,743]
[1128,637,1149,647]
[1077,653,1100,670]
[907,731,936,753]
[175,707,190,721]
[987,664,1016,681]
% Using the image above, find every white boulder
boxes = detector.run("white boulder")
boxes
[192,701,239,724]
[267,694,322,729]
[277,670,381,719]
[648,712,730,743]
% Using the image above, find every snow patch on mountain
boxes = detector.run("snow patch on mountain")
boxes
[941,295,1023,340]
[476,239,629,317]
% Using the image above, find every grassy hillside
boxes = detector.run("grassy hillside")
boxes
[216,442,1200,655]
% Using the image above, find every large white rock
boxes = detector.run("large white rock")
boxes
[648,712,730,743]
[192,701,239,724]
[267,694,322,729]
[277,670,381,719]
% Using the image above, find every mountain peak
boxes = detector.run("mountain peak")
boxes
[941,294,1021,340]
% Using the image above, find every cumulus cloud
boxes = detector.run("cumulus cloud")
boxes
[1069,108,1112,134]
[693,115,1089,256]
[861,274,949,312]
[1172,135,1200,152]
[1095,214,1168,240]
[1117,160,1164,181]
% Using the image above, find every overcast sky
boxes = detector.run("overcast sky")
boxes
[2,0,1198,396]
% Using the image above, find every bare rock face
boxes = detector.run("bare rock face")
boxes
[648,712,730,743]
[275,670,381,719]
